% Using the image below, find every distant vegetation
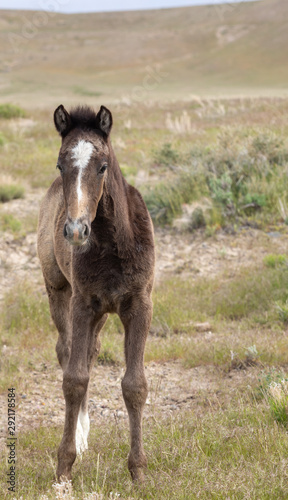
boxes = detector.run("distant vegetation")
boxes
[0,184,25,203]
[0,103,26,119]
[144,128,288,228]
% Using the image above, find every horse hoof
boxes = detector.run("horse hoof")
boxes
[56,470,72,482]
[131,467,145,483]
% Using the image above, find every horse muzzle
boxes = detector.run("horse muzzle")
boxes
[63,218,91,245]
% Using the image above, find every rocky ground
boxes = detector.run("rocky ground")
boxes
[1,190,288,452]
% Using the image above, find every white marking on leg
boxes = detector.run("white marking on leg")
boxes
[79,407,90,444]
[71,140,94,207]
[75,408,90,456]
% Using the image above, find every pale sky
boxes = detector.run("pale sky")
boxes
[0,0,260,14]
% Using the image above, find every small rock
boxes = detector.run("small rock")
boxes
[101,409,110,417]
[195,322,212,332]
[116,410,125,418]
[267,231,281,238]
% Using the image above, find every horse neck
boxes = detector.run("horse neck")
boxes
[96,145,134,254]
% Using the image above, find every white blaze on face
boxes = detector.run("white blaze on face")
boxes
[71,140,94,213]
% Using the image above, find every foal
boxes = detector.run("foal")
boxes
[37,104,155,482]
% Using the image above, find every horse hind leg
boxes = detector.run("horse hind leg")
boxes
[120,296,152,482]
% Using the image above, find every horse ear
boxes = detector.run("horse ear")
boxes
[96,105,113,137]
[54,105,72,137]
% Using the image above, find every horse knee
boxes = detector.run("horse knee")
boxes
[121,375,148,410]
[62,371,89,403]
[56,338,70,369]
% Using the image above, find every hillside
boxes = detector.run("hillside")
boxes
[0,0,287,106]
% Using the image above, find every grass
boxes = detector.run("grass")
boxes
[2,96,288,497]
[263,254,288,268]
[0,184,25,203]
[0,103,25,119]
[1,252,288,496]
[144,127,288,227]
[0,213,22,234]
[257,370,288,428]
[0,282,56,392]
[2,395,288,499]
[73,86,102,97]
[2,257,288,392]
[1,97,288,231]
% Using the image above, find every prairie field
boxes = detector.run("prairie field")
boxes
[1,1,288,499]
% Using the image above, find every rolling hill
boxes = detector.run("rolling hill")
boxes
[0,0,287,107]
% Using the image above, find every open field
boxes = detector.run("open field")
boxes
[1,0,288,498]
[1,95,288,498]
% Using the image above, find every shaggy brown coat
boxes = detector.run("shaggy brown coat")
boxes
[37,104,155,482]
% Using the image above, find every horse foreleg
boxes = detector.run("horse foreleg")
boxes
[76,314,108,456]
[45,279,72,372]
[120,296,152,482]
[56,299,101,480]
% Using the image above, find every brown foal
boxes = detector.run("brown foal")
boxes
[37,104,155,482]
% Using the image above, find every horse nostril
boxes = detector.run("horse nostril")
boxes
[63,223,68,238]
[83,224,89,237]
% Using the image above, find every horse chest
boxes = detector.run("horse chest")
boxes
[74,251,135,308]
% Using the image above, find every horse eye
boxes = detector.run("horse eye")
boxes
[56,163,63,173]
[99,164,108,175]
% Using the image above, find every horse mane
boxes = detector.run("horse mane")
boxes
[69,105,101,133]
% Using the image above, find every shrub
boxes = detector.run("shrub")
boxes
[263,254,288,269]
[153,143,181,167]
[0,184,25,203]
[189,128,288,221]
[143,170,198,225]
[275,301,288,323]
[187,207,206,231]
[147,128,288,227]
[258,371,288,427]
[0,103,26,119]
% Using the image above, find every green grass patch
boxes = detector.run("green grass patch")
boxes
[145,127,288,227]
[0,282,56,392]
[143,170,202,225]
[0,184,25,203]
[153,142,181,167]
[2,397,288,498]
[1,283,52,343]
[263,254,288,268]
[1,260,288,388]
[0,132,5,146]
[257,370,288,428]
[72,86,102,97]
[0,213,22,233]
[0,103,26,119]
[153,263,288,326]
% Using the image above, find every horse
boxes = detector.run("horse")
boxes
[37,104,155,482]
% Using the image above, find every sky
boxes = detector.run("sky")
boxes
[0,0,259,14]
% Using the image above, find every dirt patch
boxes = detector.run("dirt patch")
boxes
[0,190,44,301]
[155,226,288,284]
